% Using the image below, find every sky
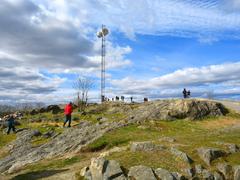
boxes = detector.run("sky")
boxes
[1,0,240,104]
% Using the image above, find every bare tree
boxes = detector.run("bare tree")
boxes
[73,76,94,112]
[205,90,214,99]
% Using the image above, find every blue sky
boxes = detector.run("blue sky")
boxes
[1,0,240,104]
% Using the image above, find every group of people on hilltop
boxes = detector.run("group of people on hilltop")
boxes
[3,89,192,135]
[183,88,191,99]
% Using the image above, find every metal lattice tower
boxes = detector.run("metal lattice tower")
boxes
[97,25,109,103]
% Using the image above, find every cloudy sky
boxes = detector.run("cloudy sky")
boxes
[1,0,240,104]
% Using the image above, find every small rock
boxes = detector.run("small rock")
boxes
[171,172,186,180]
[43,130,55,138]
[159,137,176,143]
[137,125,148,130]
[197,148,226,165]
[234,165,240,180]
[99,146,128,158]
[80,166,92,180]
[195,164,204,174]
[31,130,42,137]
[89,157,106,180]
[227,144,240,153]
[216,163,233,179]
[8,162,24,174]
[128,165,156,180]
[185,168,195,178]
[154,168,174,180]
[103,160,126,180]
[202,169,214,180]
[130,141,165,152]
[170,147,193,164]
[213,171,224,180]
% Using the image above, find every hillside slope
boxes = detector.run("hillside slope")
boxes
[0,99,239,180]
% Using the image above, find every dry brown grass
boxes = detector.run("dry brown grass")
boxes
[198,118,240,129]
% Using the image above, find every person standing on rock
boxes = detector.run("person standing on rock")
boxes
[63,102,73,127]
[183,88,187,99]
[7,114,16,134]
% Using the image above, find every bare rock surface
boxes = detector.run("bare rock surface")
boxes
[170,147,193,164]
[83,157,126,180]
[129,99,228,122]
[197,148,226,165]
[0,121,127,174]
[154,168,175,180]
[216,163,233,180]
[128,165,156,180]
[130,141,165,152]
[234,166,240,180]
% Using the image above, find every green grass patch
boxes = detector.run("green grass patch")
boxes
[0,132,16,148]
[108,151,190,173]
[26,155,84,172]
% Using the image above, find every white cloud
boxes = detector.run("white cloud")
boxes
[41,0,240,40]
[109,62,240,99]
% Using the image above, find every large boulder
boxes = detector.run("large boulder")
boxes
[129,99,228,122]
[227,144,240,153]
[202,169,214,180]
[234,166,240,180]
[130,141,165,152]
[213,171,224,180]
[170,147,193,164]
[216,163,233,179]
[128,165,156,180]
[82,157,126,180]
[197,148,226,165]
[154,168,175,180]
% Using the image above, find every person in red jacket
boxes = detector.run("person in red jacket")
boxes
[63,102,73,127]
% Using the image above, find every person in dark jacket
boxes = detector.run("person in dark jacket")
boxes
[183,88,187,99]
[7,115,16,134]
[63,102,73,127]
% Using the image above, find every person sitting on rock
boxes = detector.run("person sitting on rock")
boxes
[7,114,16,134]
[183,88,187,99]
[63,102,73,128]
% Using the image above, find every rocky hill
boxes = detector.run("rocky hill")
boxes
[0,99,239,180]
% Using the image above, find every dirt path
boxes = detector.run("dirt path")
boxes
[217,100,240,113]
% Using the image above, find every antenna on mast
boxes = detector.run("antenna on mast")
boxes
[97,25,109,103]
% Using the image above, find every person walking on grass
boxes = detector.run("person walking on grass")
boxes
[7,114,16,134]
[63,102,73,127]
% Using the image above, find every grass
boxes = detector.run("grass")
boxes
[1,104,240,178]
[108,151,190,173]
[0,132,16,148]
[11,154,89,180]
[84,113,240,173]
[27,156,84,171]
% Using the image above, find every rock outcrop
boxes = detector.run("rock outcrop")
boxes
[128,99,228,122]
[81,158,183,180]
[82,158,240,180]
[197,147,226,165]
[128,165,156,180]
[130,141,165,152]
[0,121,127,173]
[170,147,193,164]
[87,158,126,180]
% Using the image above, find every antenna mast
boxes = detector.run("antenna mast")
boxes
[97,25,109,103]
